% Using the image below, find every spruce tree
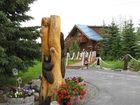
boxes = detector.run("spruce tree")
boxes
[135,26,140,58]
[121,20,137,57]
[0,0,40,75]
[101,22,121,60]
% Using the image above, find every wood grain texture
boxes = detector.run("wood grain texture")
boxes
[48,15,63,99]
[39,15,63,104]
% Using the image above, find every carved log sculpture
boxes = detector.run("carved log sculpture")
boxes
[39,15,65,105]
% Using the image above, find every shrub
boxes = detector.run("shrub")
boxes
[129,60,140,71]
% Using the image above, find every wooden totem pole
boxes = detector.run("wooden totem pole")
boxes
[39,15,65,105]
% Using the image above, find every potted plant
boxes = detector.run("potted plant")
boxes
[56,77,87,105]
[6,77,35,105]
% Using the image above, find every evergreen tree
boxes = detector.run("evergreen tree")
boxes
[121,20,137,57]
[135,26,140,58]
[0,0,40,75]
[101,22,121,60]
[100,26,110,59]
[136,26,140,41]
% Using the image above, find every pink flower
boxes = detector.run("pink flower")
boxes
[73,97,78,102]
[93,87,96,90]
[67,101,71,105]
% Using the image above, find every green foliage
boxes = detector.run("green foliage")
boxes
[135,27,140,58]
[0,61,41,87]
[92,60,123,70]
[135,45,140,59]
[136,27,140,41]
[68,60,80,65]
[101,22,122,60]
[69,42,80,56]
[121,20,137,57]
[129,60,140,71]
[101,60,123,70]
[18,61,42,84]
[101,20,140,60]
[0,0,40,75]
[0,47,8,74]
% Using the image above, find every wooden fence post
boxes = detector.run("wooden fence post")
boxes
[123,54,129,70]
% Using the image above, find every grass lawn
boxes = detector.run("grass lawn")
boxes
[68,60,80,65]
[101,60,123,70]
[92,60,124,70]
[18,61,42,84]
[0,59,81,87]
[0,61,42,87]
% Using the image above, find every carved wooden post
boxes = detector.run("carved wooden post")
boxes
[123,54,129,70]
[39,15,63,105]
[39,17,51,105]
[40,17,50,59]
[49,15,63,100]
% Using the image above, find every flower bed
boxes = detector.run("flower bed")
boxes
[56,77,87,105]
[6,86,35,105]
[6,78,35,105]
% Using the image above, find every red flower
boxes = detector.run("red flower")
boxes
[60,95,64,99]
[73,88,77,93]
[63,90,67,94]
[80,90,86,95]
[67,95,71,99]
[76,81,79,84]
[56,77,87,105]
[80,96,84,100]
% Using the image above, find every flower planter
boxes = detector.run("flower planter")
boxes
[6,95,34,105]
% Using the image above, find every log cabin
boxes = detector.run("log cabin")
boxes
[65,24,104,54]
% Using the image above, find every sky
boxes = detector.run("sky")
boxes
[23,0,140,38]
